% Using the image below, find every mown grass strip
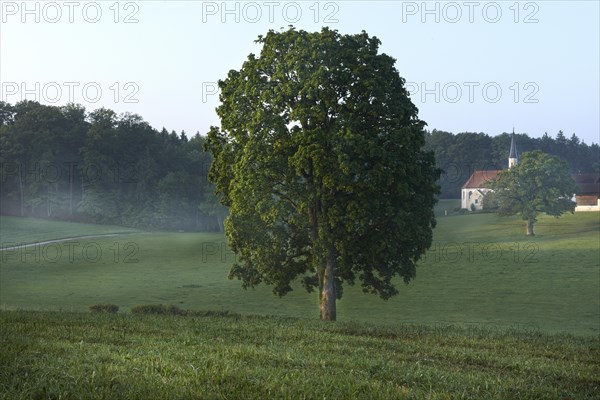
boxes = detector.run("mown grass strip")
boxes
[0,311,598,399]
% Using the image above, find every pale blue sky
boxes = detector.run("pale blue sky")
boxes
[1,1,599,144]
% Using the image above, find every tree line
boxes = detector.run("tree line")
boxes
[425,129,599,198]
[1,101,598,231]
[0,101,227,231]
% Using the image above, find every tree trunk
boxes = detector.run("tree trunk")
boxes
[18,170,24,217]
[69,164,74,216]
[81,178,85,206]
[526,218,535,236]
[319,248,336,321]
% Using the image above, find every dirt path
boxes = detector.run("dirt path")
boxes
[0,233,131,251]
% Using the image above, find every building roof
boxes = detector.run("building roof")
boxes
[572,173,600,195]
[572,173,599,184]
[462,170,501,189]
[462,171,600,194]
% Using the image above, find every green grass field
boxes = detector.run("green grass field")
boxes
[0,205,598,335]
[1,208,599,398]
[0,311,598,399]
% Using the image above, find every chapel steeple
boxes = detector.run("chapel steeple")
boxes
[509,129,518,168]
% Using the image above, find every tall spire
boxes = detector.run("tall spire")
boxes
[509,128,518,168]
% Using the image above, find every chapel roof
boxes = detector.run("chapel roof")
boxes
[461,170,501,189]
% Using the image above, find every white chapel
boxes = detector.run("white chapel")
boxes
[461,131,517,210]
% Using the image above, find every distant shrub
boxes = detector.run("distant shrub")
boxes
[130,304,239,318]
[89,303,119,314]
[131,304,187,316]
[192,310,233,318]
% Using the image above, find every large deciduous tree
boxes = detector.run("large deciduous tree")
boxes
[491,151,577,236]
[206,27,440,321]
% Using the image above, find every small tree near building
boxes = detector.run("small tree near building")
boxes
[491,151,577,236]
[481,191,498,212]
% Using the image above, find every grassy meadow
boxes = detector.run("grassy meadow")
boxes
[0,216,139,245]
[1,203,598,335]
[0,310,598,399]
[0,206,599,398]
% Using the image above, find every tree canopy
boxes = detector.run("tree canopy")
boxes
[205,27,440,320]
[490,150,577,236]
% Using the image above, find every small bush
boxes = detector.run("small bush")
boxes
[89,303,119,314]
[191,310,234,318]
[130,305,239,318]
[130,304,187,316]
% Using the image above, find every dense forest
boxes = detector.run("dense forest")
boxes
[0,101,226,231]
[0,101,598,230]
